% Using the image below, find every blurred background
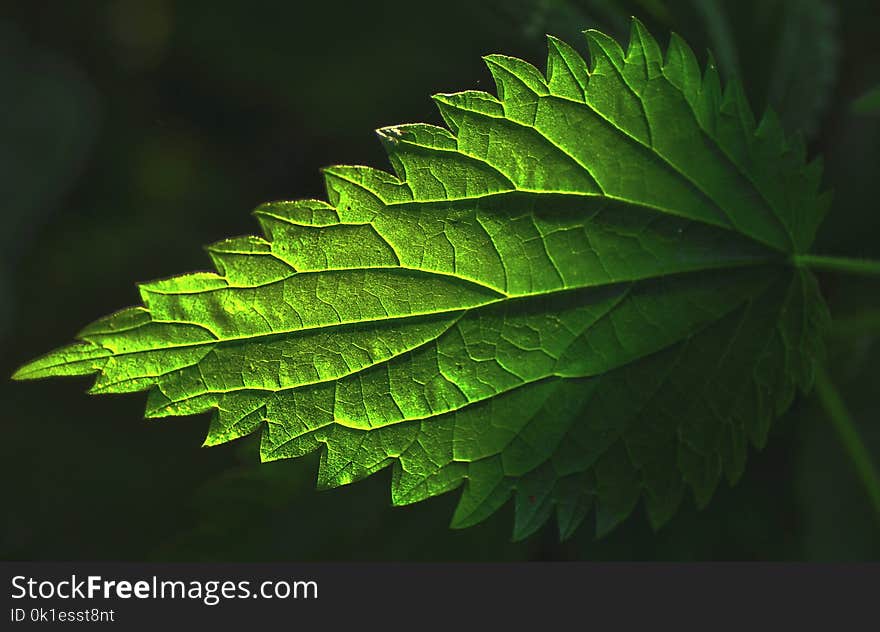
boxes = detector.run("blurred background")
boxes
[1,0,878,561]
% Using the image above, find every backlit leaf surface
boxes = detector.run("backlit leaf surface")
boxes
[14,21,830,539]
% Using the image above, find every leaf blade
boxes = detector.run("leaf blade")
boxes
[14,21,830,539]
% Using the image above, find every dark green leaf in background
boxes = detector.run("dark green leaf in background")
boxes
[852,85,880,116]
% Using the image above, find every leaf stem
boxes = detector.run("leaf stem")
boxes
[795,254,880,277]
[814,365,880,524]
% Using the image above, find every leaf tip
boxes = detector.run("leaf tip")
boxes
[544,33,563,48]
[628,14,649,33]
[10,362,34,381]
[201,435,222,449]
[10,343,109,382]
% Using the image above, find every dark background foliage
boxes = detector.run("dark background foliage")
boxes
[2,0,878,561]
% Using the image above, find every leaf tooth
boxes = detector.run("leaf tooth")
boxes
[593,441,641,538]
[203,399,265,447]
[377,122,457,149]
[321,164,409,219]
[679,442,722,510]
[584,28,626,75]
[431,90,502,134]
[511,466,556,541]
[144,387,218,419]
[137,272,227,300]
[482,54,548,97]
[321,423,426,490]
[450,457,512,529]
[77,306,152,339]
[698,51,723,135]
[554,475,594,541]
[435,91,607,196]
[88,375,155,395]
[203,392,267,445]
[260,426,322,464]
[545,35,589,101]
[643,482,685,532]
[252,199,340,233]
[627,16,664,79]
[756,107,785,149]
[376,122,514,200]
[205,234,271,255]
[663,31,701,105]
[483,54,546,124]
[205,235,292,286]
[11,342,110,381]
[392,449,467,507]
[316,428,394,490]
[375,123,452,186]
[720,76,757,137]
[593,504,626,539]
[88,345,210,396]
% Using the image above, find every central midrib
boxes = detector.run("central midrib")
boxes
[90,254,782,362]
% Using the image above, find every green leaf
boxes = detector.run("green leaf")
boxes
[13,20,831,540]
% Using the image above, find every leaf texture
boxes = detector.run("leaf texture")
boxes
[14,20,831,540]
